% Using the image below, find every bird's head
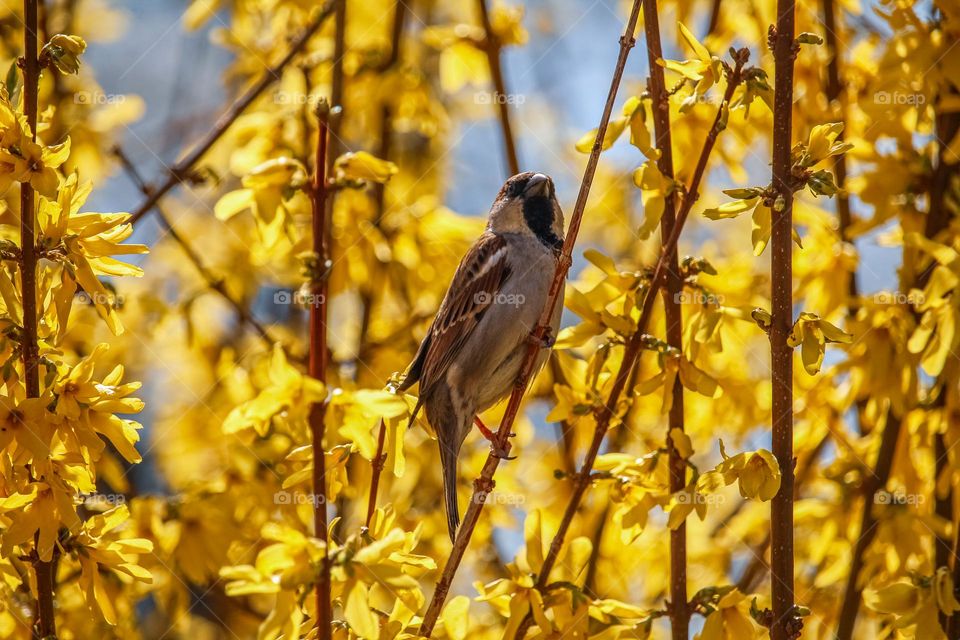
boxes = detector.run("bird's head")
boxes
[487,171,564,251]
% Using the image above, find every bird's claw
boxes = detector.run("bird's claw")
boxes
[490,444,516,460]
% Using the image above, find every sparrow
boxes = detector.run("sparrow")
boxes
[398,171,565,541]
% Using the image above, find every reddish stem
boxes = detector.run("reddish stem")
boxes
[769,1,798,636]
[416,1,646,634]
[309,101,332,640]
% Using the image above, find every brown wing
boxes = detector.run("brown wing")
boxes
[398,232,510,398]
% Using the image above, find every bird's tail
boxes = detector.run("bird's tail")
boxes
[438,438,460,542]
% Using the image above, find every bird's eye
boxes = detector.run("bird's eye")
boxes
[509,180,527,197]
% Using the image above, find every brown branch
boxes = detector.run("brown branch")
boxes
[128,2,336,225]
[20,1,55,636]
[643,1,688,636]
[820,0,858,310]
[514,47,750,640]
[113,147,282,350]
[477,0,521,177]
[416,2,647,634]
[308,100,332,640]
[835,414,902,640]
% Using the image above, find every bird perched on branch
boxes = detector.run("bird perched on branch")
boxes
[398,171,566,542]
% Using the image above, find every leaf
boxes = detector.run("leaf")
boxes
[703,197,759,220]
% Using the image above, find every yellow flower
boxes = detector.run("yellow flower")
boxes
[54,343,144,464]
[39,173,148,335]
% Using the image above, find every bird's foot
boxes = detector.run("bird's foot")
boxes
[527,326,555,349]
[473,415,516,441]
[474,418,517,459]
[490,443,516,460]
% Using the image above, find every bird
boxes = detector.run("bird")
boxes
[397,171,565,541]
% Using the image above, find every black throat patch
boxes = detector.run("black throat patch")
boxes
[522,196,563,250]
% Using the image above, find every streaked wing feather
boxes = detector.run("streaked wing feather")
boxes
[418,233,510,397]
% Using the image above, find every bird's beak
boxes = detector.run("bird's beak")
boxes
[523,173,550,197]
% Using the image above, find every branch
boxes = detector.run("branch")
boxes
[416,1,646,634]
[643,1,688,637]
[308,100,333,640]
[514,47,751,640]
[769,1,800,636]
[820,0,858,310]
[19,1,56,636]
[834,414,902,639]
[477,0,521,176]
[113,147,282,350]
[128,2,337,225]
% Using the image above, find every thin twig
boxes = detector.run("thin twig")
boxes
[308,100,333,640]
[512,47,750,640]
[643,1,688,637]
[20,2,56,637]
[769,3,799,637]
[477,0,521,176]
[128,2,337,225]
[113,147,281,350]
[416,2,647,634]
